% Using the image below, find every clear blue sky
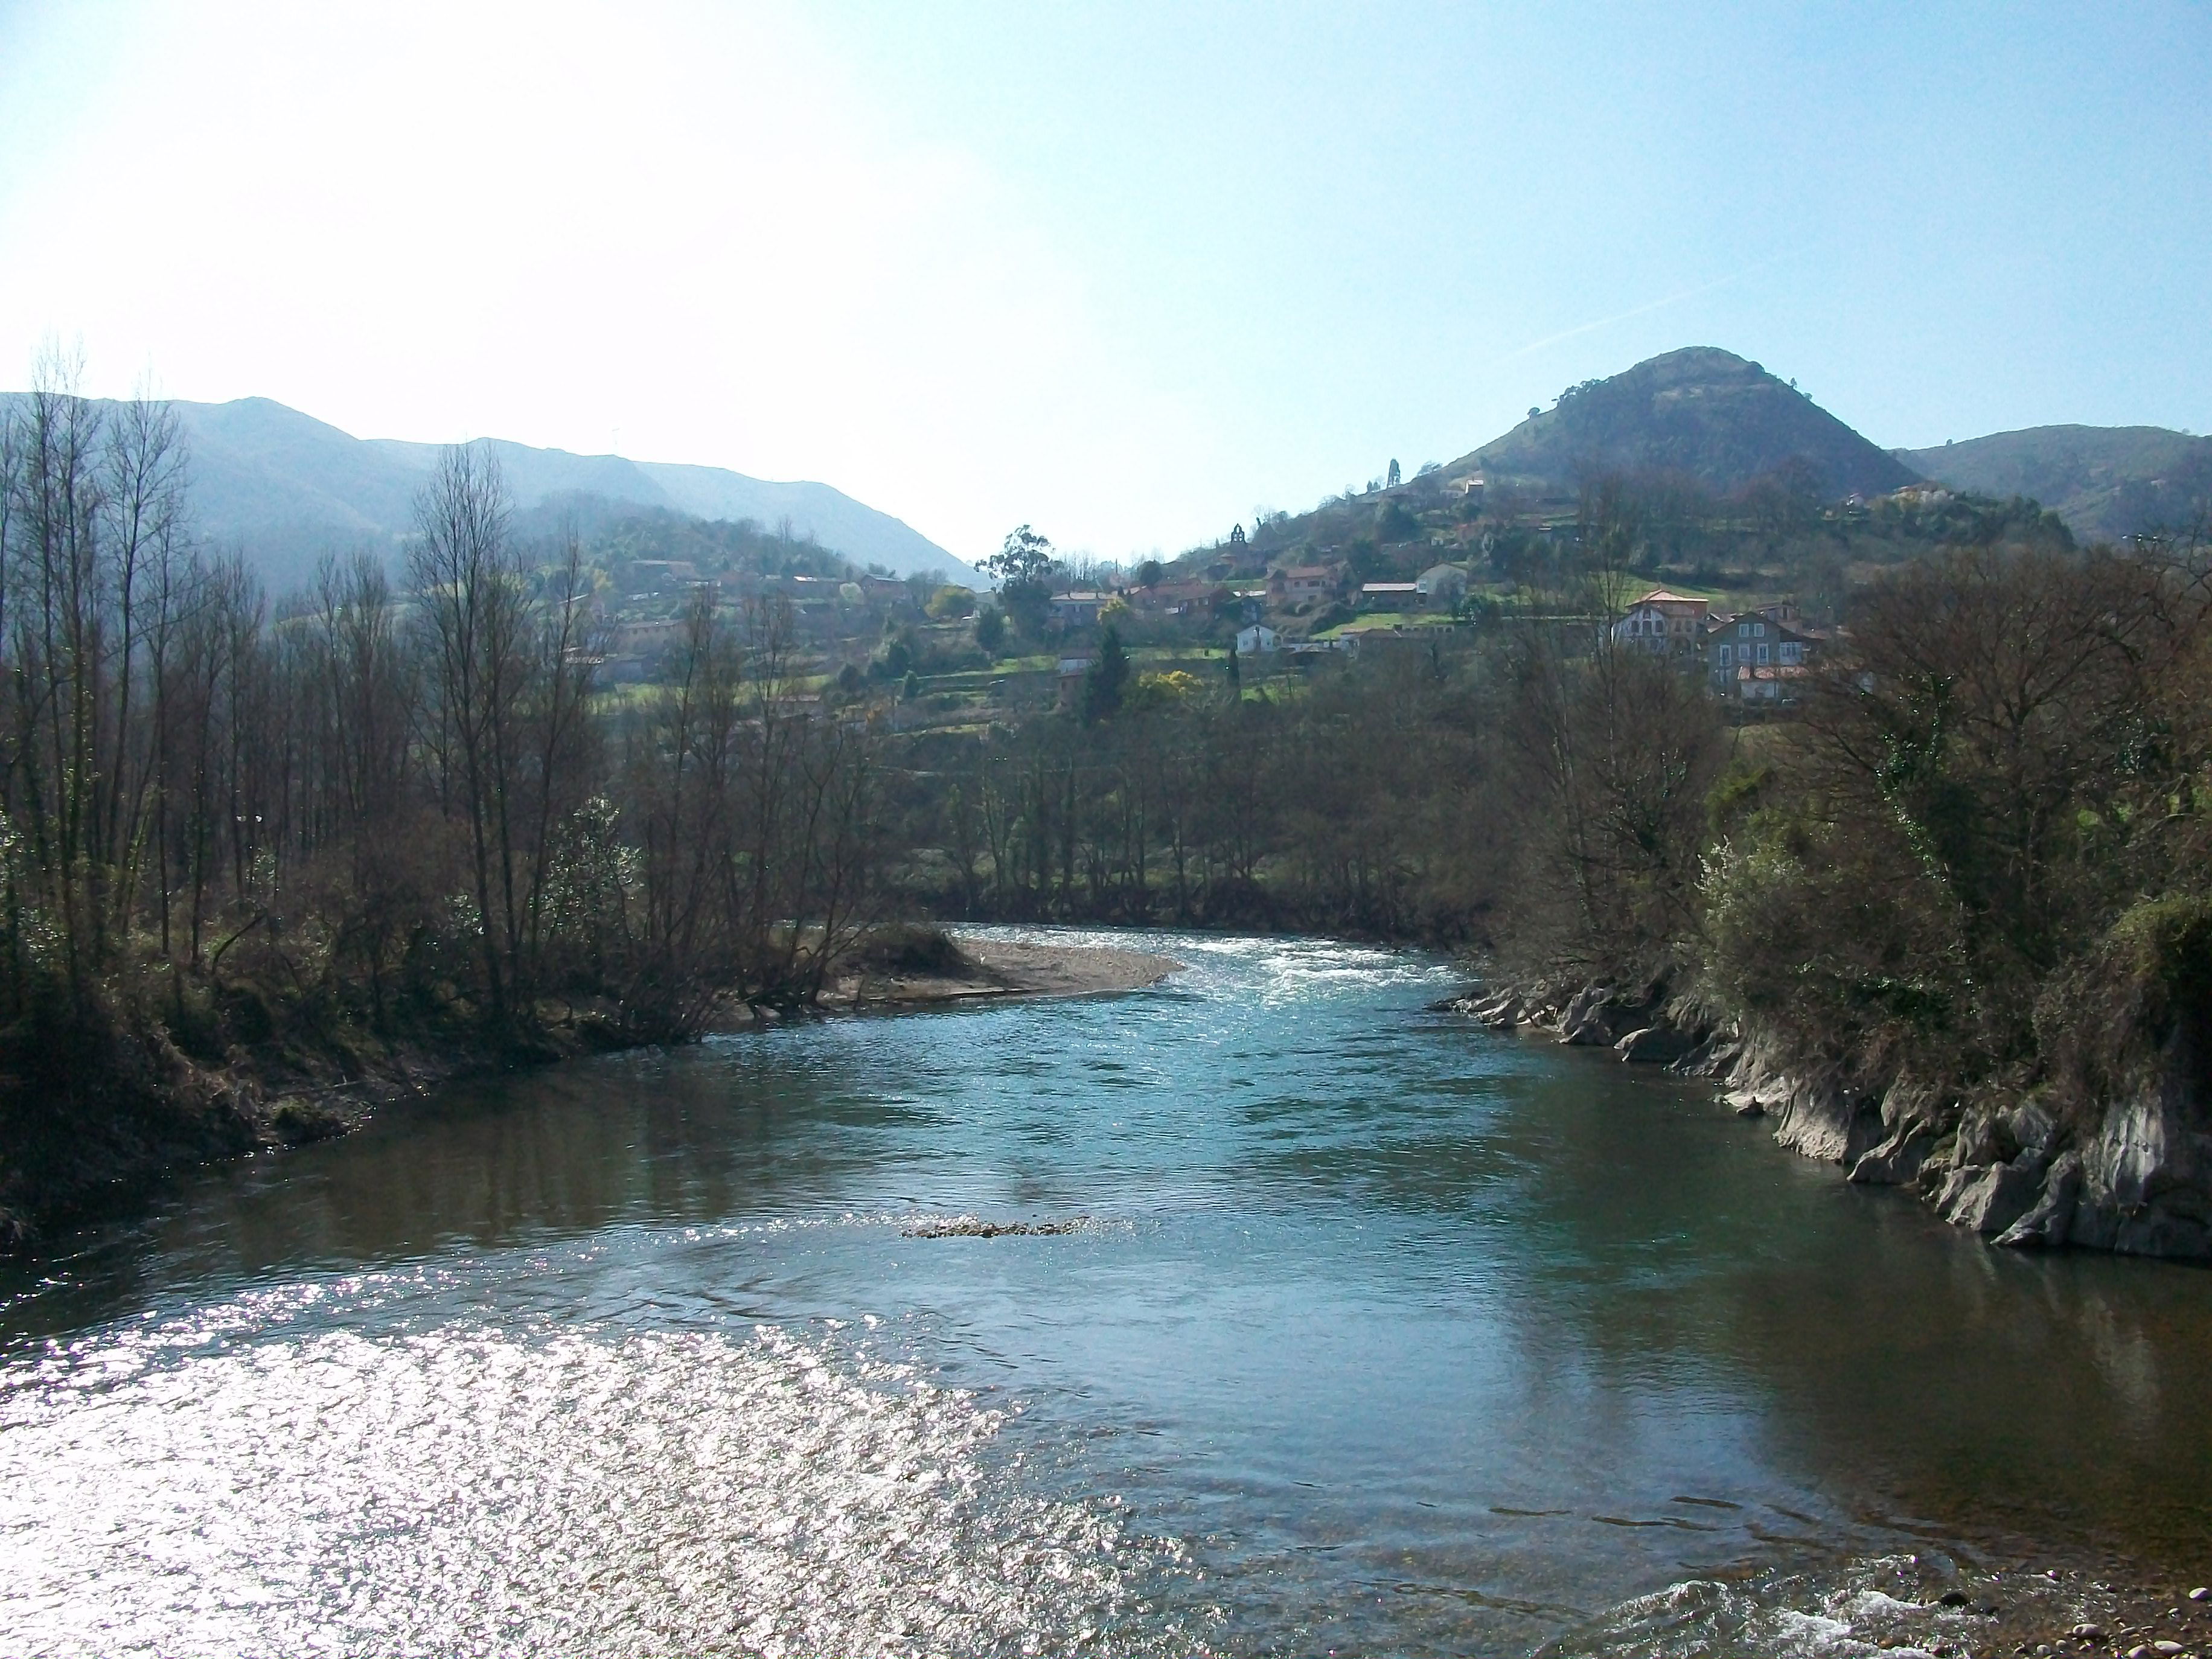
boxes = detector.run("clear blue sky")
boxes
[2,1,2206,564]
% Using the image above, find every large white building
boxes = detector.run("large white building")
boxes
[1612,589,1714,654]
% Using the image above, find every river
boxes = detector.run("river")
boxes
[2,930,2208,1657]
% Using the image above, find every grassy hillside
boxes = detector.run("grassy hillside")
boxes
[1902,425,2212,543]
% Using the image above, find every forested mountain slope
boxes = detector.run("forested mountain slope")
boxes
[1902,424,2212,543]
[0,392,980,592]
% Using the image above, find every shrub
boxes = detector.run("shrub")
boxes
[927,586,976,620]
[848,922,971,978]
[2037,893,2212,1128]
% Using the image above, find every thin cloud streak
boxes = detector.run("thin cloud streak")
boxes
[1486,263,1774,368]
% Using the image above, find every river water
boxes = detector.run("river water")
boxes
[2,930,2208,1657]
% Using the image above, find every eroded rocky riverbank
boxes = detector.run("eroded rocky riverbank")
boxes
[1446,982,2212,1262]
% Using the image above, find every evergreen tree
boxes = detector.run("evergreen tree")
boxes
[1082,624,1129,723]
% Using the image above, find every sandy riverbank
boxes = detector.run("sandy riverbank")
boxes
[834,933,1182,1009]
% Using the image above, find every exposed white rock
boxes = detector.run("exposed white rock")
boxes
[1995,1151,2083,1247]
[1615,1026,1695,1064]
[1849,1122,1936,1187]
[1933,1157,2045,1236]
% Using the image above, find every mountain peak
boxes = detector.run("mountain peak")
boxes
[1618,344,1763,378]
[1451,347,1920,500]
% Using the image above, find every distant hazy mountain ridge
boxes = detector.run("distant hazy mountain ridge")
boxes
[1902,425,2212,543]
[1446,347,1923,500]
[0,393,979,593]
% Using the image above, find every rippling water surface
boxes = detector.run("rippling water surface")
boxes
[4,930,2210,1657]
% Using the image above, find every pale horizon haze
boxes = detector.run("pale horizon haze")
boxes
[1,1,2207,566]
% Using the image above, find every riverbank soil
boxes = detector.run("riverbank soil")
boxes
[838,932,1182,1008]
[0,1000,632,1255]
[2,931,1180,1253]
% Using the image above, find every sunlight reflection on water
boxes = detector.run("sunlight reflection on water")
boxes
[1,1315,1190,1658]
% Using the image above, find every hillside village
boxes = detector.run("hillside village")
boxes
[67,345,2175,743]
[564,347,2097,732]
[575,456,2054,737]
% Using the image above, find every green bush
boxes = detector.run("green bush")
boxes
[2037,893,2212,1125]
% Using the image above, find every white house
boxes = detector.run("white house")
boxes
[1416,563,1469,602]
[1613,589,1714,654]
[1049,591,1107,628]
[1269,566,1337,604]
[1235,624,1280,654]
